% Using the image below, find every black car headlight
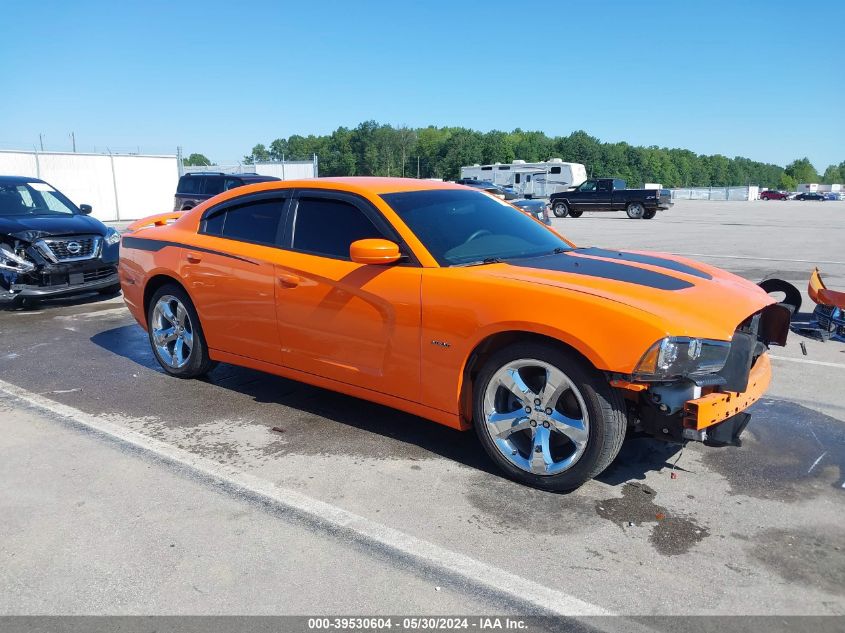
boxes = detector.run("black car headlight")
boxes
[632,337,730,381]
[0,244,35,273]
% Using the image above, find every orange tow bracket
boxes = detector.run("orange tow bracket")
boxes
[684,353,772,430]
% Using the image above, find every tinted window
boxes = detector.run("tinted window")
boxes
[550,166,561,174]
[224,178,243,191]
[204,177,224,196]
[293,197,384,259]
[177,176,201,194]
[205,198,285,245]
[381,189,570,266]
[481,166,492,171]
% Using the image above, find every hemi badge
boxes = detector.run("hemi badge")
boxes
[431,340,451,348]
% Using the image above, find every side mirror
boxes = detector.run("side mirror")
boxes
[350,238,402,265]
[79,204,93,215]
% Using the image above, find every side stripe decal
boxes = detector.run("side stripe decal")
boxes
[121,237,260,266]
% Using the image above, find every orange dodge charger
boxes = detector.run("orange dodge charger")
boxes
[119,177,790,491]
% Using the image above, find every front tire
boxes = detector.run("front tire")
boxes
[147,284,215,378]
[472,342,626,492]
[568,209,583,218]
[626,202,645,219]
[552,201,569,218]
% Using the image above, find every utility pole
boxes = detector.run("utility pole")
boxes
[417,156,420,179]
[39,134,44,151]
[70,132,76,153]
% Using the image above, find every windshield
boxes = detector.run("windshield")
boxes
[381,189,571,266]
[0,182,78,216]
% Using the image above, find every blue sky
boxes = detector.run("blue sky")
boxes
[1,0,842,170]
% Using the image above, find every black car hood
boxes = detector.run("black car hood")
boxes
[0,214,107,242]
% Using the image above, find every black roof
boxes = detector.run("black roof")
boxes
[0,175,46,184]
[181,172,279,181]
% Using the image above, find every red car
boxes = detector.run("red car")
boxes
[760,190,789,200]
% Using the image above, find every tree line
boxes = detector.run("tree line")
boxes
[224,121,842,189]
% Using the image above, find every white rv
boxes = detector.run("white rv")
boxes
[460,158,587,198]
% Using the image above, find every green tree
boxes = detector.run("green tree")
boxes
[243,143,270,164]
[822,163,843,184]
[183,153,211,166]
[784,157,820,184]
[241,121,803,186]
[778,173,797,191]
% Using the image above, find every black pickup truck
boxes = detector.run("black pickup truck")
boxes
[549,178,672,219]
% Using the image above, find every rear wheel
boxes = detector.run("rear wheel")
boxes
[552,201,569,218]
[626,202,645,219]
[643,209,656,219]
[473,342,626,491]
[147,284,215,378]
[568,210,583,218]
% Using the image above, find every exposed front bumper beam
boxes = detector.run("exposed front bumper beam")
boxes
[683,353,772,430]
[2,272,119,300]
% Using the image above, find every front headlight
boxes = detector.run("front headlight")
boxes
[104,228,121,246]
[633,337,730,381]
[0,244,36,273]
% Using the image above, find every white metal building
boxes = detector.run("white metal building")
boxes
[0,149,178,222]
[798,183,842,193]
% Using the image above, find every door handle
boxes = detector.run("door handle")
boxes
[186,253,202,264]
[278,272,300,288]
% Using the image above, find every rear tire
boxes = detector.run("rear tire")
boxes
[472,342,626,492]
[626,202,645,219]
[568,210,583,218]
[147,284,215,378]
[552,201,569,218]
[643,209,656,219]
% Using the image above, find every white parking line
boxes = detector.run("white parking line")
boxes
[0,378,634,623]
[672,253,845,266]
[769,355,845,369]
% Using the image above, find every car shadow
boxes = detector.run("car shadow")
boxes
[0,289,121,312]
[91,323,683,491]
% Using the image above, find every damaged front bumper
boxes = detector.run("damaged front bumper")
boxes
[620,303,788,447]
[1,242,119,301]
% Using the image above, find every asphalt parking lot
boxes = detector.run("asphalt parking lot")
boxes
[1,200,843,618]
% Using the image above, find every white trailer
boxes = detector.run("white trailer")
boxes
[460,158,587,198]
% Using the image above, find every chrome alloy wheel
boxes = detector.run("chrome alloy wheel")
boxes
[151,295,194,369]
[482,359,590,476]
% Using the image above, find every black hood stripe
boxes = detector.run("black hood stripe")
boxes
[509,253,694,291]
[574,247,712,279]
[121,236,259,266]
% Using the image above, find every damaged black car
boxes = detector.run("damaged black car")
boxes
[0,176,120,305]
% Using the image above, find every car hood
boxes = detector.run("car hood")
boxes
[474,247,774,341]
[0,214,107,242]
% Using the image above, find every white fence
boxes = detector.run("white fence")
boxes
[183,159,318,180]
[0,149,179,222]
[670,186,760,201]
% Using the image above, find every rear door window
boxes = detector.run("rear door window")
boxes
[203,177,224,196]
[203,196,287,246]
[178,176,201,194]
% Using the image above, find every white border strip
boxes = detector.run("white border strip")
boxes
[0,378,624,621]
[769,355,845,369]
